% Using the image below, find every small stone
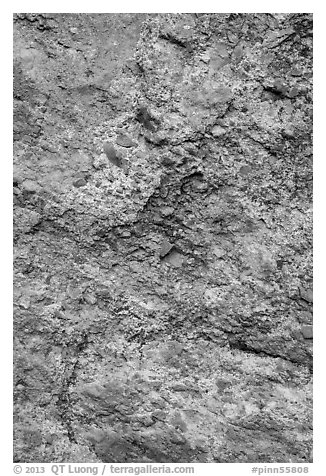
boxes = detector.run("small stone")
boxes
[152,214,163,224]
[54,310,66,319]
[171,383,188,392]
[211,125,227,137]
[162,155,180,166]
[300,286,313,303]
[44,433,56,444]
[290,67,302,77]
[159,240,174,258]
[301,325,313,339]
[233,45,244,61]
[84,293,97,305]
[292,329,303,340]
[14,208,41,232]
[136,107,156,131]
[13,170,24,185]
[298,311,312,324]
[152,409,167,420]
[82,383,104,398]
[135,414,153,426]
[121,231,131,238]
[163,250,185,267]
[171,413,188,432]
[125,59,143,74]
[216,379,231,391]
[273,79,288,95]
[39,140,57,153]
[199,53,210,63]
[183,143,197,156]
[212,246,226,259]
[282,128,295,139]
[19,295,31,309]
[288,87,299,98]
[170,431,186,445]
[192,180,208,192]
[21,180,41,193]
[116,134,137,148]
[103,142,123,168]
[73,178,87,188]
[204,287,221,306]
[160,206,175,217]
[67,285,83,300]
[239,165,252,176]
[129,261,141,273]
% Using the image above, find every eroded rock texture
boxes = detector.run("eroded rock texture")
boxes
[13,13,313,463]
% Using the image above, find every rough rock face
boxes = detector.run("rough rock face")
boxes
[13,13,313,463]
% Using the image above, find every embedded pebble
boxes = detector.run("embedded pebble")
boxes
[211,125,227,137]
[73,178,87,188]
[288,87,299,98]
[136,107,156,131]
[159,240,174,258]
[290,67,302,77]
[160,206,175,217]
[19,295,31,310]
[103,142,123,168]
[272,79,288,95]
[84,293,97,305]
[21,180,41,193]
[239,165,252,176]
[163,250,185,267]
[298,311,312,324]
[301,325,313,339]
[116,134,137,148]
[212,246,226,259]
[171,383,188,392]
[299,286,313,303]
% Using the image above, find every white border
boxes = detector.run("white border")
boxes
[6,2,315,13]
[3,3,324,475]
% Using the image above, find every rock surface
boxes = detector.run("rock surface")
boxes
[13,13,312,463]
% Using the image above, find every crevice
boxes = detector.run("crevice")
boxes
[228,338,312,371]
[158,33,189,49]
[56,332,89,443]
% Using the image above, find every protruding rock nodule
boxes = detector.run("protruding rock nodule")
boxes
[103,142,124,169]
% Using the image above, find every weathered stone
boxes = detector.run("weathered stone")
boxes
[211,125,227,137]
[159,240,174,258]
[14,207,41,233]
[73,177,87,188]
[239,165,252,176]
[18,294,31,309]
[171,383,188,392]
[120,231,131,238]
[298,311,313,324]
[84,293,97,305]
[136,106,157,131]
[103,142,123,168]
[116,134,137,148]
[290,67,303,77]
[21,179,41,193]
[160,206,175,217]
[212,246,226,259]
[162,250,185,267]
[301,325,313,340]
[300,286,313,303]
